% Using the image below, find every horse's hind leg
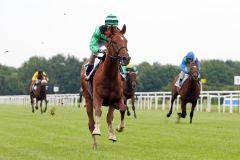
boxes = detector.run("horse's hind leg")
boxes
[92,96,103,136]
[167,92,178,117]
[86,100,97,149]
[107,106,116,141]
[190,100,197,124]
[132,97,137,118]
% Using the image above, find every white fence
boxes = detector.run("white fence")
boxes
[0,91,240,113]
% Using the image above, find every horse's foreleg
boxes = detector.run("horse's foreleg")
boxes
[30,97,34,113]
[35,100,38,110]
[125,99,130,116]
[43,98,48,112]
[167,93,178,117]
[107,106,116,141]
[132,97,137,118]
[190,100,197,124]
[178,101,187,118]
[40,101,43,114]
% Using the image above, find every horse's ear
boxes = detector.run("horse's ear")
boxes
[120,24,126,34]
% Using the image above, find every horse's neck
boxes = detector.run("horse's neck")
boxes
[102,56,120,79]
[186,77,198,91]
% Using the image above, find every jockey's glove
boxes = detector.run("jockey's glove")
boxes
[98,49,106,54]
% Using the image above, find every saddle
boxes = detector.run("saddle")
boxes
[175,74,189,91]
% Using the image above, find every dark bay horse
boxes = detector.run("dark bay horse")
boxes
[124,72,137,118]
[29,80,48,113]
[166,63,200,123]
[81,25,130,149]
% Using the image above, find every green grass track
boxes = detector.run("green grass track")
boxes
[0,105,239,160]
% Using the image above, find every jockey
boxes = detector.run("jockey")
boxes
[175,51,201,87]
[121,63,138,78]
[85,14,119,80]
[31,70,49,91]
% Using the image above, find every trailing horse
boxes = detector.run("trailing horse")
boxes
[123,72,137,118]
[166,63,200,123]
[81,25,130,149]
[29,80,48,114]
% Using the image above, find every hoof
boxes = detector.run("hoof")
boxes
[116,125,124,132]
[127,112,131,116]
[178,112,186,118]
[92,129,101,136]
[166,113,171,118]
[134,114,137,118]
[177,112,182,117]
[108,134,117,142]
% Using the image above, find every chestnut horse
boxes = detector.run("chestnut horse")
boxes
[81,25,130,149]
[166,63,200,123]
[29,80,48,113]
[124,72,137,118]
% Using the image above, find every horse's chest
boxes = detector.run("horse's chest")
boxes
[96,84,122,97]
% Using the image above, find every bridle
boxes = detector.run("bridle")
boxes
[190,65,199,81]
[106,33,131,64]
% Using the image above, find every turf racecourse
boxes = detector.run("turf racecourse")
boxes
[0,105,239,160]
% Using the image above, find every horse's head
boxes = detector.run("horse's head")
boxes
[189,63,199,81]
[33,80,47,99]
[106,24,131,66]
[127,72,137,90]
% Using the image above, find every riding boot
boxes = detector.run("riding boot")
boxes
[85,64,93,76]
[85,64,94,81]
[179,79,183,87]
[176,78,182,88]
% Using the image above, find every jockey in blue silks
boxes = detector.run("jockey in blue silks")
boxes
[175,51,201,87]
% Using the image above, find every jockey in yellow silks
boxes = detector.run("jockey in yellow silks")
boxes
[31,70,48,91]
[121,63,138,78]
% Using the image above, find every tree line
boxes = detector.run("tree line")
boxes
[1,54,240,95]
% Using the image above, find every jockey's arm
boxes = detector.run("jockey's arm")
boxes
[31,72,38,81]
[180,58,188,74]
[43,72,49,81]
[90,27,102,54]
